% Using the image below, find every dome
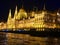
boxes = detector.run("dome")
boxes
[19,8,25,12]
[17,8,27,20]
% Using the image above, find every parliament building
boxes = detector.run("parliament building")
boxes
[0,4,60,31]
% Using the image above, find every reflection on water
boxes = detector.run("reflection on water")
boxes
[0,32,60,45]
[0,32,7,45]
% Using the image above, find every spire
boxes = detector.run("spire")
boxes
[14,5,17,15]
[7,9,12,22]
[21,0,24,9]
[21,4,24,9]
[33,6,36,11]
[33,6,35,11]
[8,9,11,19]
[14,5,18,19]
[43,3,46,10]
[33,6,38,12]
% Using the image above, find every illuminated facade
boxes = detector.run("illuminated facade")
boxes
[0,5,60,31]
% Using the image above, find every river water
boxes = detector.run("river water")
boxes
[0,32,60,45]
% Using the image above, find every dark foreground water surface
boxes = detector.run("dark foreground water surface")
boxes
[0,32,60,45]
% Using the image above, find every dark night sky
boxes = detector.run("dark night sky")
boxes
[0,0,60,22]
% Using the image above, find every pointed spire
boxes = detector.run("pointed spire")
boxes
[21,0,24,9]
[8,9,11,19]
[7,9,12,22]
[14,5,18,19]
[33,6,38,12]
[14,5,17,15]
[43,3,46,10]
[22,4,23,9]
[33,6,35,11]
[33,6,36,11]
